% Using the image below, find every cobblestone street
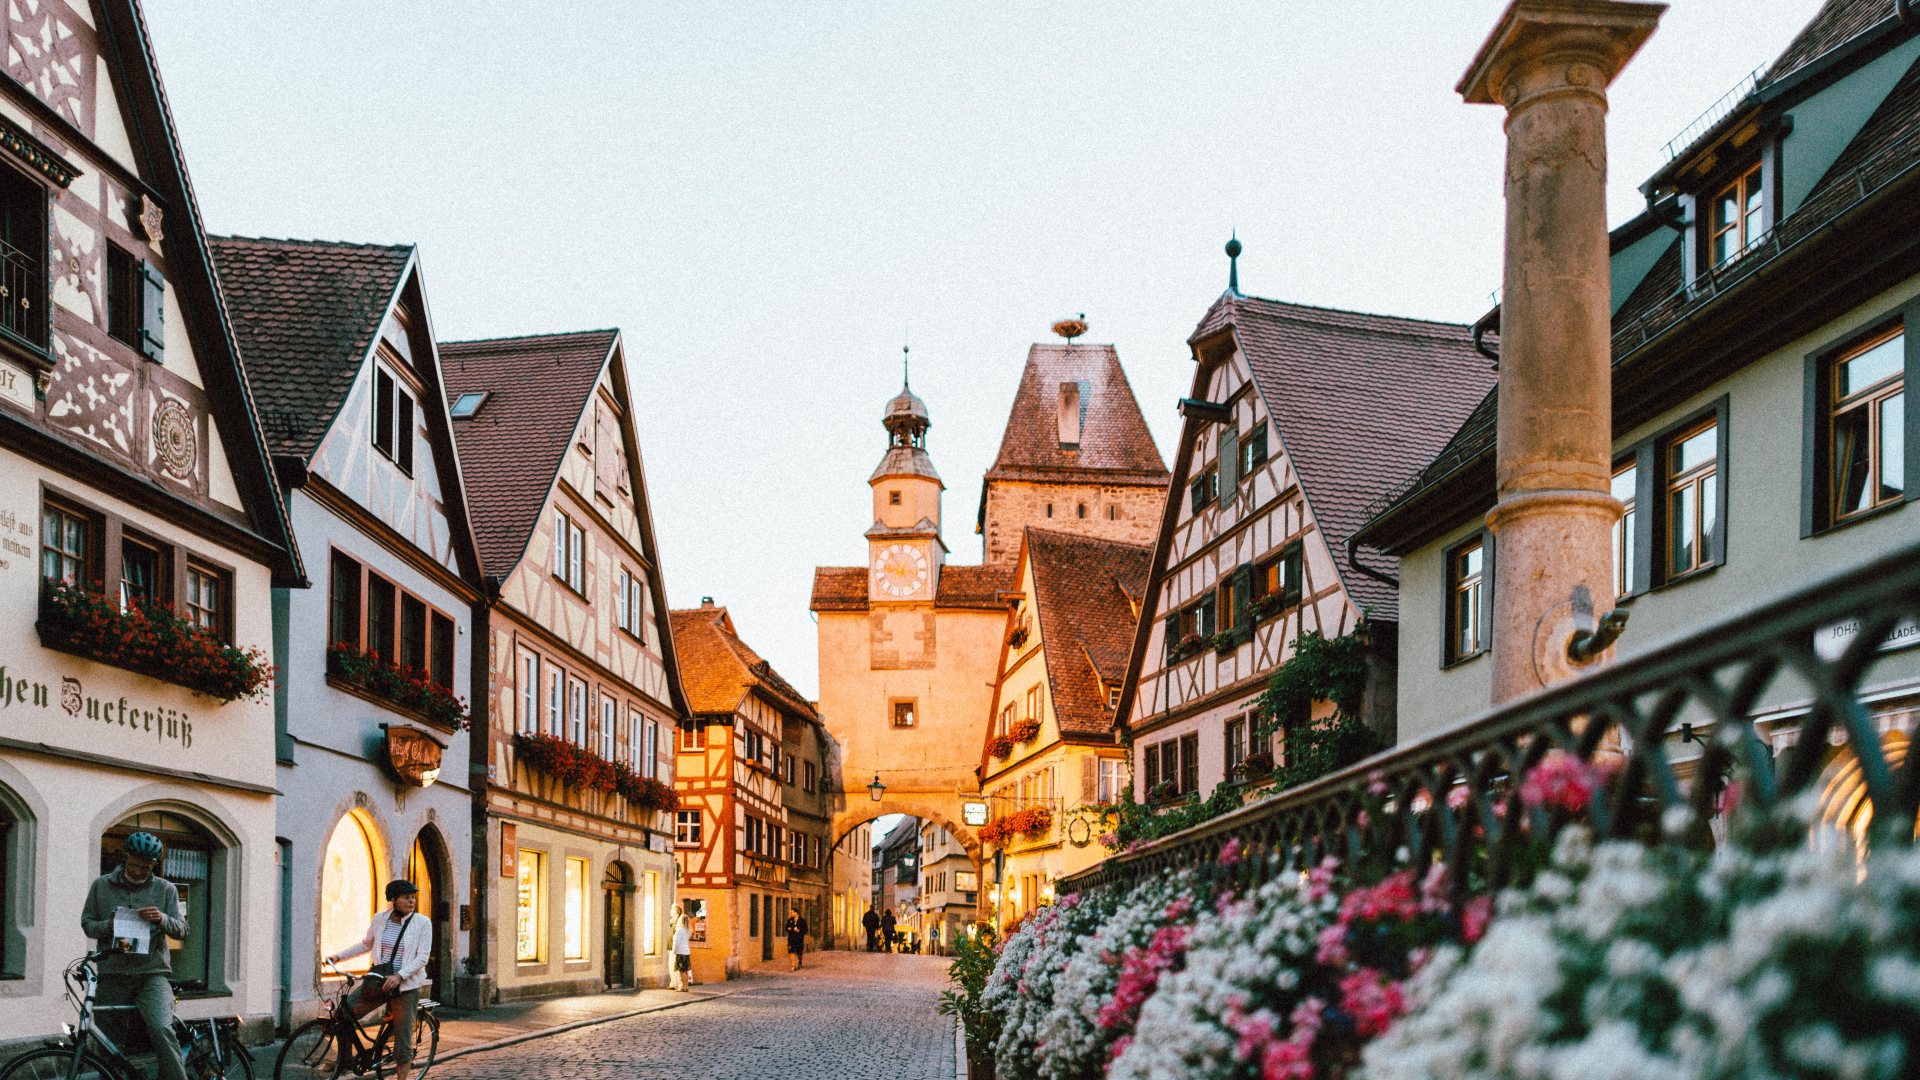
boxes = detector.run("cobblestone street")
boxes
[432,951,957,1080]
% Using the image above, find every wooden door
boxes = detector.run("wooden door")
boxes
[603,863,630,988]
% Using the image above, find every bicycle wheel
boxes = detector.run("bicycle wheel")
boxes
[372,1012,436,1080]
[0,1047,123,1080]
[212,1033,256,1080]
[274,1021,341,1080]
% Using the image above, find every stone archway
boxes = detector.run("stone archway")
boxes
[832,798,992,950]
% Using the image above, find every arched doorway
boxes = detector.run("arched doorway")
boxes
[320,811,383,978]
[602,863,631,988]
[103,810,218,992]
[1816,729,1914,855]
[407,828,449,1001]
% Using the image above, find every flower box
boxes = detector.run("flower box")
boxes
[987,735,1015,760]
[978,806,1053,846]
[327,643,469,729]
[1235,750,1274,779]
[36,582,273,704]
[513,732,679,812]
[1210,630,1238,654]
[1010,717,1042,744]
[1249,591,1290,622]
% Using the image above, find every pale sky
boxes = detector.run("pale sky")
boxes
[146,1,1816,701]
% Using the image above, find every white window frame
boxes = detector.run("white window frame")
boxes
[645,718,659,778]
[545,668,562,736]
[569,678,586,746]
[518,651,538,734]
[600,695,616,759]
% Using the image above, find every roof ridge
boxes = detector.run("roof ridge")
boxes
[1232,294,1473,332]
[1025,525,1154,554]
[442,329,620,347]
[207,234,413,252]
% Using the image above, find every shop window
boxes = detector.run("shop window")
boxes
[563,858,588,961]
[516,850,544,963]
[319,811,380,977]
[642,871,658,956]
[0,785,30,978]
[104,811,222,992]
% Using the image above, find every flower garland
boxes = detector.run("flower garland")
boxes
[327,642,470,729]
[513,733,678,812]
[38,581,273,703]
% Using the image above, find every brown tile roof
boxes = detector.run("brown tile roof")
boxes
[808,562,1013,612]
[669,603,818,720]
[208,237,413,462]
[440,331,618,576]
[1769,0,1898,82]
[1026,528,1152,738]
[1190,296,1497,615]
[984,344,1170,486]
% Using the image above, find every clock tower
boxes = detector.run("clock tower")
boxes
[867,380,945,602]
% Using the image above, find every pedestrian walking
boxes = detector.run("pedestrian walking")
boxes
[326,880,432,1080]
[784,909,809,970]
[880,908,897,953]
[672,914,694,990]
[81,832,190,1080]
[861,907,880,952]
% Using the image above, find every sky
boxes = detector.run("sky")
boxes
[145,0,1817,701]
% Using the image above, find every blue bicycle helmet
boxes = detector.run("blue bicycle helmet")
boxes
[124,832,164,860]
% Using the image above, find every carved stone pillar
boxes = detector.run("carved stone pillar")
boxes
[1458,0,1663,703]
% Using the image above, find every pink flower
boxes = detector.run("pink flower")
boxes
[1098,832,1118,848]
[1107,1036,1133,1064]
[1519,751,1616,814]
[1717,779,1744,817]
[1220,837,1247,866]
[1461,895,1494,943]
[1447,785,1472,810]
[1338,969,1407,1038]
[1096,923,1191,1032]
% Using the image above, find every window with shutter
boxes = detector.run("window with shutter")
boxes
[138,260,166,363]
[1232,564,1254,641]
[1218,427,1239,494]
[373,369,395,457]
[395,391,414,474]
[1081,756,1095,802]
[1241,423,1268,474]
[1163,612,1179,662]
[1199,594,1217,637]
[1282,542,1304,607]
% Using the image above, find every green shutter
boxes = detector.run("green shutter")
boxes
[1248,424,1268,467]
[1164,612,1180,661]
[1283,543,1304,607]
[1218,427,1239,495]
[1200,594,1216,637]
[1233,564,1254,642]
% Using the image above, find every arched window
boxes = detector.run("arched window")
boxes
[321,812,381,975]
[103,811,221,991]
[0,784,29,979]
[1817,729,1914,857]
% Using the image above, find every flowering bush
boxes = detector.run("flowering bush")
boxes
[989,735,1017,760]
[985,892,1120,1080]
[1517,749,1618,814]
[1147,780,1181,802]
[327,642,469,728]
[513,733,675,812]
[1362,806,1920,1080]
[1032,875,1197,1080]
[1250,591,1290,621]
[38,581,273,703]
[1172,632,1210,660]
[1011,717,1043,743]
[1212,629,1241,653]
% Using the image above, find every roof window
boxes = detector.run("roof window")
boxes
[450,391,489,418]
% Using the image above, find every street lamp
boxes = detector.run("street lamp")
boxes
[867,774,886,802]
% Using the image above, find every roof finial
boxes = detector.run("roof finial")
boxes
[902,325,911,389]
[1226,232,1243,295]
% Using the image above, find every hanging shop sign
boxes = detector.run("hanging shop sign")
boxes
[382,724,445,787]
[962,801,988,826]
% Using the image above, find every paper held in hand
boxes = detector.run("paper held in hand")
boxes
[111,907,151,954]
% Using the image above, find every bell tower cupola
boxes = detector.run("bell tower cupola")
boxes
[867,353,945,602]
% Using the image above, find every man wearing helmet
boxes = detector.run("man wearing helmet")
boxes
[80,831,190,1080]
[327,880,432,1080]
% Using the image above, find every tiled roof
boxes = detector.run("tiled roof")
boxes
[1769,0,1898,82]
[1026,528,1152,738]
[669,603,818,720]
[440,331,617,576]
[1190,296,1497,616]
[208,237,413,461]
[984,344,1169,486]
[808,562,1013,611]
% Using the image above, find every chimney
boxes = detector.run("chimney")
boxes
[1458,0,1663,702]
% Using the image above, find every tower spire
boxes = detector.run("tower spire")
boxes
[1226,232,1243,295]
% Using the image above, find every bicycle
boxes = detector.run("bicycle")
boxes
[0,953,252,1080]
[272,961,438,1080]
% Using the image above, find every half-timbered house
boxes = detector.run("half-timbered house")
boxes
[1115,273,1493,806]
[0,0,301,1046]
[979,527,1146,925]
[212,236,485,1026]
[668,600,828,981]
[442,330,685,1000]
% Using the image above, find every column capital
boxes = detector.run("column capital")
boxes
[1458,0,1665,108]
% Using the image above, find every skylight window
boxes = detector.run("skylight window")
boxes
[450,391,489,418]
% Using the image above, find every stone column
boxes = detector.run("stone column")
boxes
[1458,0,1663,703]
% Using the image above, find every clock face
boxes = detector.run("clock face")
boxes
[873,543,930,598]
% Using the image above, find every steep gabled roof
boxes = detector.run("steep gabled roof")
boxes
[438,331,618,575]
[669,603,818,721]
[1189,296,1496,615]
[1026,528,1151,739]
[208,237,413,462]
[983,343,1170,486]
[808,562,1014,611]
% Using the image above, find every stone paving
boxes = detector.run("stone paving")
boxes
[429,951,957,1080]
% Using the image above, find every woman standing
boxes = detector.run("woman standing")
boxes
[784,909,808,971]
[327,880,432,1080]
[671,914,693,991]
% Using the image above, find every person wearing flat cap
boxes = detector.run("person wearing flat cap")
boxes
[327,880,431,1080]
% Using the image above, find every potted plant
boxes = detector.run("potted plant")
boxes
[1010,717,1042,743]
[1173,632,1208,660]
[1237,750,1275,779]
[1147,780,1180,803]
[1211,629,1238,653]
[987,735,1015,760]
[1249,591,1289,622]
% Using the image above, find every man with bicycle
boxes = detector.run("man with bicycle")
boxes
[79,832,190,1080]
[326,881,431,1080]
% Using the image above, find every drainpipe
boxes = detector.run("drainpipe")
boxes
[277,837,292,1033]
[1345,533,1399,591]
[1458,0,1663,703]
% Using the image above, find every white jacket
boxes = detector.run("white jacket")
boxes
[672,924,691,955]
[336,910,433,993]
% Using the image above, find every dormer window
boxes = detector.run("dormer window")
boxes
[449,391,488,418]
[372,365,415,474]
[1710,164,1764,267]
[1058,381,1085,448]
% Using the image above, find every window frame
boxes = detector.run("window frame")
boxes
[1641,397,1730,588]
[1189,464,1218,513]
[675,810,702,847]
[1708,161,1766,269]
[891,699,916,729]
[1611,454,1647,601]
[1441,530,1493,668]
[1803,312,1915,536]
[370,361,417,476]
[39,489,236,644]
[0,160,50,362]
[552,510,586,595]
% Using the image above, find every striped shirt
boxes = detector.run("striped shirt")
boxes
[378,916,406,964]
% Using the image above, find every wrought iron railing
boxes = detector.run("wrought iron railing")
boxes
[1062,538,1920,896]
[1661,64,1766,161]
[0,233,44,344]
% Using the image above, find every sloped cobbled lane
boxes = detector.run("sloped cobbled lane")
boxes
[430,951,957,1080]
